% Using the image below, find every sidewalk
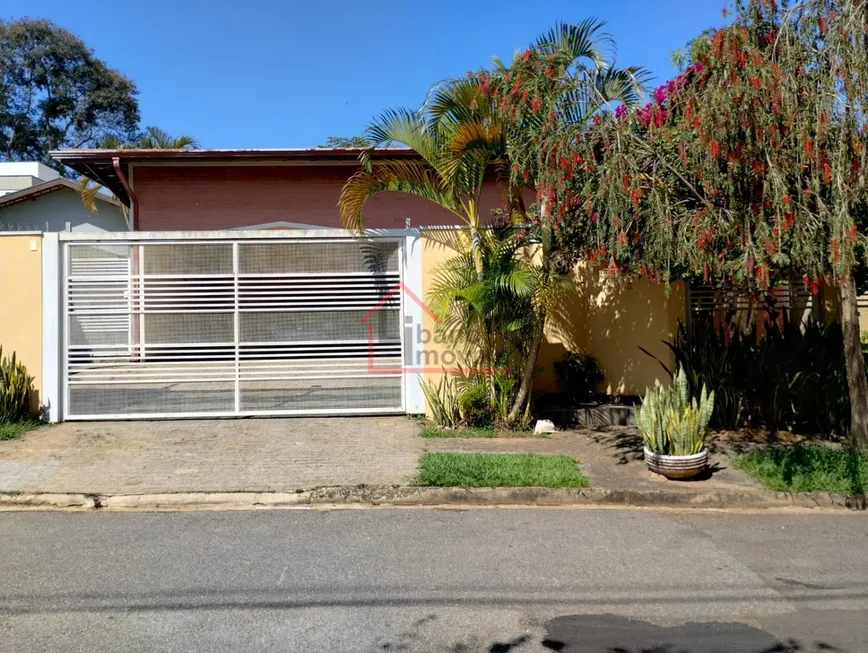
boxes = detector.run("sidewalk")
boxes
[0,417,852,510]
[421,427,769,495]
[0,417,422,494]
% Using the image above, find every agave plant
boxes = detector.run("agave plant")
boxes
[636,367,714,456]
[0,347,33,422]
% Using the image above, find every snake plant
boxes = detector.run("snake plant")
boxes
[0,347,33,422]
[636,367,714,456]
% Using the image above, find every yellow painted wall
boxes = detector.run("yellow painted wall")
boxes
[420,230,467,388]
[418,228,687,405]
[0,234,42,412]
[580,275,685,395]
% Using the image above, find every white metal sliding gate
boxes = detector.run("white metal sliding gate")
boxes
[61,235,405,419]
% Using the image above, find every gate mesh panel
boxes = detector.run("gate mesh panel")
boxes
[65,239,404,418]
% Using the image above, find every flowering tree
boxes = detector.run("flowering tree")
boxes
[540,1,868,445]
[469,21,648,422]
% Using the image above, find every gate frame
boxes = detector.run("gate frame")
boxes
[42,229,424,422]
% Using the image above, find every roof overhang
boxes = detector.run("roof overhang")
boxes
[0,177,122,211]
[49,148,418,206]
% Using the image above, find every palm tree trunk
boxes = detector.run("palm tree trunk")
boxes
[839,275,868,448]
[506,202,551,425]
[469,223,484,281]
[484,323,496,403]
[507,315,545,424]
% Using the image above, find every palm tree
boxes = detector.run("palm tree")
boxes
[78,128,199,216]
[340,20,648,422]
[339,108,502,279]
[431,21,650,423]
[503,24,647,422]
[136,126,199,150]
[428,226,541,417]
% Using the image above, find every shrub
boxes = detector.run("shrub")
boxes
[457,382,492,428]
[636,367,714,456]
[554,352,603,403]
[648,316,850,435]
[0,347,33,422]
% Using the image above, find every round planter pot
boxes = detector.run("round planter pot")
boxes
[643,447,708,480]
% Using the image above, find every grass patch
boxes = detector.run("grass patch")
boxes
[0,420,41,441]
[421,425,497,438]
[734,443,868,495]
[420,425,543,439]
[418,451,589,488]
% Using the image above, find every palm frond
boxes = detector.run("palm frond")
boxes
[77,177,102,214]
[338,159,461,231]
[534,19,613,70]
[440,118,505,192]
[95,134,127,149]
[138,126,200,149]
[424,76,495,126]
[360,108,441,170]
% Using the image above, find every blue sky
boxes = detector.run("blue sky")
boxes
[8,0,726,148]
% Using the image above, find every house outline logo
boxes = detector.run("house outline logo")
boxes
[360,281,505,375]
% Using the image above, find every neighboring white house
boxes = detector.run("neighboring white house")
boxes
[0,162,127,232]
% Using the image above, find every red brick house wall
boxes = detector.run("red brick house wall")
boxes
[132,165,508,230]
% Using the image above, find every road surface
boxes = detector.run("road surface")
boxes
[1,507,866,652]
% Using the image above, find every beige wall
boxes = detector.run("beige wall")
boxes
[539,270,685,395]
[420,230,468,386]
[0,234,42,412]
[419,228,687,405]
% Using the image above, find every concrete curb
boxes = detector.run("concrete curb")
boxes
[0,485,863,511]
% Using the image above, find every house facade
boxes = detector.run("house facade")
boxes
[0,162,127,232]
[51,148,506,231]
[0,148,690,421]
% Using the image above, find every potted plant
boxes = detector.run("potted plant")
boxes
[635,367,714,479]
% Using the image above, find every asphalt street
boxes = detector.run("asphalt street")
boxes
[0,507,865,652]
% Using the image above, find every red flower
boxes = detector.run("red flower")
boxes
[531,95,542,113]
[709,141,721,158]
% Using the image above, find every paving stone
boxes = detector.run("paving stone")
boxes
[0,417,423,494]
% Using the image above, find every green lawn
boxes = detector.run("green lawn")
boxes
[421,425,498,438]
[734,444,868,495]
[418,451,589,488]
[0,420,41,441]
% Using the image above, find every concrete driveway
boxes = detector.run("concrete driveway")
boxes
[0,417,422,494]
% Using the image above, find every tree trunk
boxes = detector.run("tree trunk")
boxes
[507,317,545,425]
[469,224,484,281]
[838,275,868,448]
